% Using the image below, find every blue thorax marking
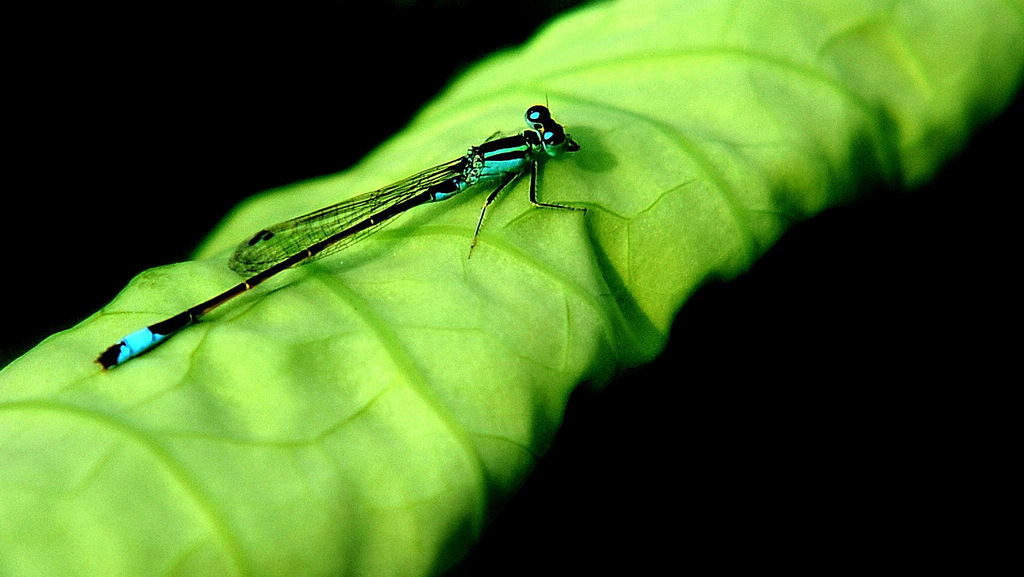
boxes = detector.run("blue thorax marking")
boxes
[477,135,532,180]
[427,133,536,203]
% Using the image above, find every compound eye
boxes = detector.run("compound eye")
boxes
[542,125,566,147]
[525,105,552,129]
[539,125,571,156]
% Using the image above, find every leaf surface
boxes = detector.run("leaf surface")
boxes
[3,1,1022,575]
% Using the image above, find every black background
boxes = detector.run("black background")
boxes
[5,1,1018,574]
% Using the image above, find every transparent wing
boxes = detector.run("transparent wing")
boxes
[229,157,466,275]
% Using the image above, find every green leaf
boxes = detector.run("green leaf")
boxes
[3,1,1022,575]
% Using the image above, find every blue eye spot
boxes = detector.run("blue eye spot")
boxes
[525,105,552,129]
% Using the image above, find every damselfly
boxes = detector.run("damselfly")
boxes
[98,105,582,368]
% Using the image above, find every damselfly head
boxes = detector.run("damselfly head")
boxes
[525,104,578,156]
